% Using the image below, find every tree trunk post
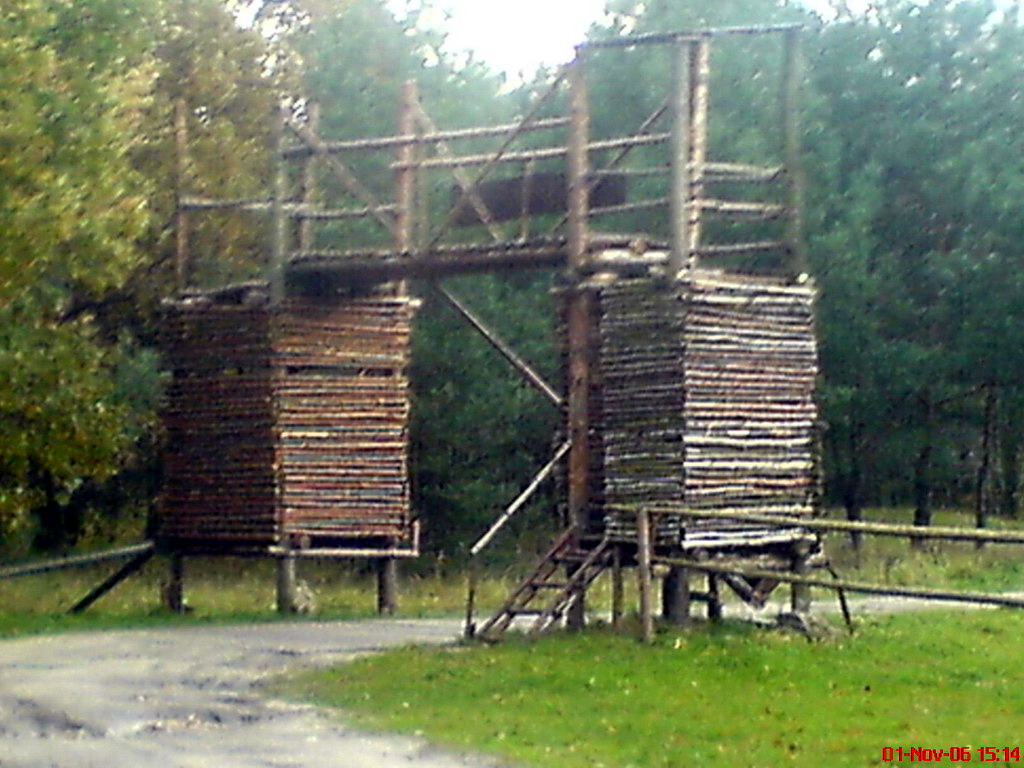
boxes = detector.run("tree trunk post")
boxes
[911,394,935,550]
[662,566,691,627]
[975,384,997,550]
[166,552,186,614]
[790,541,812,615]
[781,26,807,277]
[668,38,693,276]
[174,99,190,291]
[565,52,591,632]
[706,573,723,622]
[269,106,289,306]
[376,557,398,616]
[611,544,624,629]
[638,508,654,643]
[276,552,298,615]
[298,101,320,253]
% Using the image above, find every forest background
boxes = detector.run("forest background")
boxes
[3,0,1024,565]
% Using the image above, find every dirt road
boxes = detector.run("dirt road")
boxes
[0,618,504,768]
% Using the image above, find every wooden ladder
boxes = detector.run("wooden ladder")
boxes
[476,528,612,640]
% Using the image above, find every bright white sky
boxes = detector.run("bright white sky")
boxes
[387,0,609,77]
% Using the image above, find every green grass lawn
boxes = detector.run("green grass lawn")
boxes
[0,555,513,638]
[280,611,1024,768]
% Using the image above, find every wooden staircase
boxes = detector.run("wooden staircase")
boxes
[475,528,612,640]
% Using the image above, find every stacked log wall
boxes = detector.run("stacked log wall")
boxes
[678,273,819,549]
[592,280,686,541]
[157,292,417,553]
[158,306,278,548]
[275,297,415,543]
[579,270,819,549]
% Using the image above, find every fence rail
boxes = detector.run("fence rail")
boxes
[0,542,155,580]
[631,505,1024,545]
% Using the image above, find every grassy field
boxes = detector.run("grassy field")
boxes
[3,506,1024,639]
[280,610,1024,768]
[820,506,1024,592]
[0,555,513,638]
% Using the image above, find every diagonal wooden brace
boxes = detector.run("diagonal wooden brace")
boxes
[414,103,505,243]
[432,281,562,407]
[286,119,399,239]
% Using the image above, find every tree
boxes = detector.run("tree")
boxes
[0,0,289,552]
[0,0,162,547]
[807,0,1024,533]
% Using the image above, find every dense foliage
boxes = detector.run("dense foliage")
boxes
[0,0,280,551]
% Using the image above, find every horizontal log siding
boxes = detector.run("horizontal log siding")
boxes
[588,270,819,547]
[157,292,417,552]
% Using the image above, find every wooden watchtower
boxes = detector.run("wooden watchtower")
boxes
[166,24,820,627]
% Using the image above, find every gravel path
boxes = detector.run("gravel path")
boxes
[0,618,506,768]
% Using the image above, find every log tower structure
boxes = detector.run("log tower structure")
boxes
[163,24,821,628]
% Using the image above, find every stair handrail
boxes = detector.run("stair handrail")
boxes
[469,439,571,557]
[465,439,573,639]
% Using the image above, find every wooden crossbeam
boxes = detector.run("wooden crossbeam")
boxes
[659,556,1024,611]
[645,505,1024,545]
[0,542,155,580]
[280,117,570,158]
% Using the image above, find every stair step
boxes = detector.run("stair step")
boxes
[553,552,589,563]
[476,530,612,641]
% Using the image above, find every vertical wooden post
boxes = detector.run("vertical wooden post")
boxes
[791,541,812,614]
[376,558,398,616]
[166,552,186,613]
[174,100,190,291]
[567,53,590,273]
[277,551,298,614]
[637,508,654,643]
[297,102,320,253]
[270,106,289,305]
[706,573,723,622]
[781,27,807,277]
[687,39,710,267]
[396,80,417,255]
[611,544,624,629]
[668,38,693,277]
[662,566,691,627]
[464,556,478,639]
[565,53,592,632]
